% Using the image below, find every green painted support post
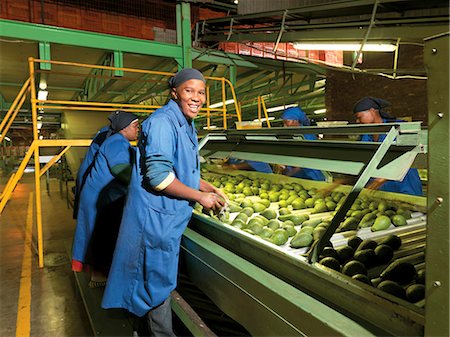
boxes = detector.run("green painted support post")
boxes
[229,65,237,88]
[177,2,192,68]
[424,33,449,337]
[39,41,51,70]
[113,50,124,77]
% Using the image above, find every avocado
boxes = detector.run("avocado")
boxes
[282,224,297,237]
[231,219,246,229]
[320,247,339,260]
[379,234,402,250]
[378,201,388,212]
[259,227,274,239]
[267,219,281,230]
[352,274,372,285]
[406,284,425,303]
[278,214,309,226]
[292,198,306,210]
[299,226,314,235]
[342,260,367,276]
[336,246,354,264]
[240,200,253,208]
[313,226,327,241]
[252,202,267,213]
[353,249,377,268]
[260,209,277,220]
[247,222,264,235]
[381,261,417,285]
[377,280,406,299]
[340,217,359,231]
[374,244,394,264]
[235,212,249,223]
[360,212,376,223]
[392,214,407,227]
[325,201,337,211]
[290,232,313,248]
[305,198,316,208]
[319,257,341,271]
[258,199,271,208]
[371,215,392,232]
[228,203,242,213]
[301,218,323,228]
[282,220,295,227]
[311,203,328,214]
[416,269,425,285]
[278,207,291,215]
[348,236,363,251]
[358,219,375,229]
[356,239,377,252]
[241,206,254,217]
[271,229,289,245]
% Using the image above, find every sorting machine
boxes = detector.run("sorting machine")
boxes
[180,123,431,336]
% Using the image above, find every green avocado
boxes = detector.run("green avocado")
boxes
[278,207,291,216]
[259,227,274,239]
[392,214,407,227]
[301,218,323,228]
[379,234,402,250]
[282,224,297,237]
[266,219,281,230]
[353,249,377,268]
[319,257,341,271]
[340,217,359,231]
[260,209,277,220]
[271,229,289,245]
[377,280,406,299]
[381,261,417,285]
[290,232,313,248]
[252,202,267,213]
[371,215,392,232]
[406,284,425,303]
[342,260,367,276]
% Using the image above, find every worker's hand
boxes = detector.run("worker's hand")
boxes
[366,178,386,192]
[272,164,286,175]
[211,186,228,203]
[199,179,229,203]
[198,192,226,212]
[317,178,348,196]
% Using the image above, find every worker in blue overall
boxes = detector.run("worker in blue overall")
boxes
[72,111,139,287]
[280,106,326,181]
[73,125,111,219]
[102,68,226,336]
[353,96,422,195]
[224,157,273,173]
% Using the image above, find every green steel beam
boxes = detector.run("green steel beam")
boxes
[178,2,192,68]
[192,49,258,68]
[38,41,51,70]
[113,50,124,77]
[0,19,183,59]
[229,65,237,87]
[424,33,449,337]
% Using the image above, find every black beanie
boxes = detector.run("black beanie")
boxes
[353,97,392,118]
[108,111,139,132]
[168,68,205,88]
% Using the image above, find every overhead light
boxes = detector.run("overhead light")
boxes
[234,0,239,4]
[266,104,297,113]
[37,121,43,129]
[314,108,327,114]
[209,99,235,109]
[2,135,11,142]
[37,90,48,101]
[39,79,47,90]
[293,42,397,52]
[253,117,275,122]
[203,125,217,130]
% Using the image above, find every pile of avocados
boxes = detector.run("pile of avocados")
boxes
[199,172,423,304]
[319,234,425,304]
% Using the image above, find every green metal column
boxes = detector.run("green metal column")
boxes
[39,41,51,70]
[424,33,449,337]
[176,2,192,68]
[113,50,124,77]
[229,65,237,87]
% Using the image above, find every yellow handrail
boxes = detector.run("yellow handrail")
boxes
[0,78,30,136]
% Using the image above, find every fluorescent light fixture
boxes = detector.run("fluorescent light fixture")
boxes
[37,90,48,101]
[39,79,47,90]
[293,42,397,52]
[209,99,235,109]
[3,136,11,142]
[37,121,43,129]
[314,108,327,114]
[266,104,297,113]
[203,125,218,130]
[253,117,275,122]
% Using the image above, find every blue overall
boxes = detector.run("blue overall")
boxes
[285,134,326,181]
[73,126,110,218]
[102,100,200,317]
[361,119,422,196]
[227,158,273,173]
[72,132,133,264]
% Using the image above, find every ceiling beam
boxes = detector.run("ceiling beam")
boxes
[0,19,183,59]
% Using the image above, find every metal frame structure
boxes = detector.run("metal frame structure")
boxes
[0,57,242,268]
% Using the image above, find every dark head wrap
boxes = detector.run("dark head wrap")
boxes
[353,97,392,118]
[281,106,311,126]
[168,68,205,88]
[108,110,139,132]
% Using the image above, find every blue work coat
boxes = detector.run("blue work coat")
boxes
[102,100,200,317]
[228,158,273,173]
[72,132,133,263]
[361,119,422,196]
[73,126,110,218]
[286,134,326,181]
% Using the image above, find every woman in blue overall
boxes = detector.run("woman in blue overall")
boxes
[73,125,110,219]
[72,111,139,287]
[353,97,422,195]
[280,106,326,181]
[102,69,226,336]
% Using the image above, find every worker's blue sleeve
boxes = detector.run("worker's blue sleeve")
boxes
[247,161,273,173]
[103,136,131,170]
[143,116,176,189]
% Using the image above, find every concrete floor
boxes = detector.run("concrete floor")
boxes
[0,174,92,337]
